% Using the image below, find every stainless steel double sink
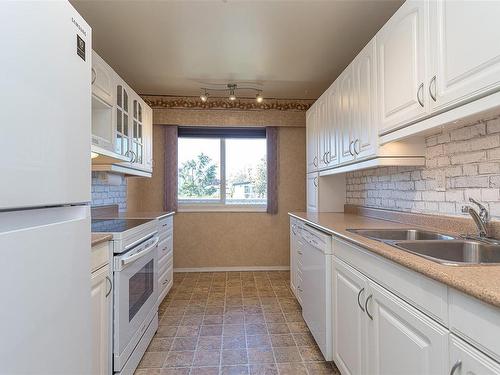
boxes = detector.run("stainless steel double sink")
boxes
[347,228,500,266]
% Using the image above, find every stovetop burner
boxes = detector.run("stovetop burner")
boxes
[91,218,152,233]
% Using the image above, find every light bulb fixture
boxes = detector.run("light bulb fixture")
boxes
[228,84,237,101]
[199,83,263,102]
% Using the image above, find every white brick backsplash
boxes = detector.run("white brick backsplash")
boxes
[346,114,500,218]
[91,172,127,211]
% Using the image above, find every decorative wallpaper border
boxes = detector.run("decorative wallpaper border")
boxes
[142,95,314,112]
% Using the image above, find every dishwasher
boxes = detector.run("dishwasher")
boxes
[301,223,333,361]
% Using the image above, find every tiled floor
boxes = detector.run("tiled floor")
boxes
[135,271,340,375]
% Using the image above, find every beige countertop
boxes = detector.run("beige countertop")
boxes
[289,211,500,308]
[91,233,113,247]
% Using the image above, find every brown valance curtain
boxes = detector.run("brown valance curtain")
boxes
[164,125,178,212]
[266,127,278,214]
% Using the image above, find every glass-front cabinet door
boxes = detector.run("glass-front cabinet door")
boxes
[115,85,130,159]
[132,99,144,166]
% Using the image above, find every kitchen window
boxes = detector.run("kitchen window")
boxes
[177,127,267,211]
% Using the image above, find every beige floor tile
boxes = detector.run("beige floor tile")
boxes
[156,325,178,338]
[147,338,173,352]
[137,352,168,368]
[245,323,267,335]
[190,367,219,375]
[223,324,245,336]
[298,346,325,362]
[193,350,221,367]
[249,364,278,375]
[222,335,247,349]
[304,362,340,375]
[172,337,197,351]
[276,363,308,375]
[266,323,290,335]
[200,324,223,337]
[246,335,272,349]
[221,365,250,375]
[197,336,223,350]
[176,326,200,338]
[222,349,249,366]
[163,351,195,367]
[270,334,296,348]
[247,347,275,364]
[159,368,190,375]
[273,347,302,363]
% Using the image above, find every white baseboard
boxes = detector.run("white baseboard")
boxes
[174,266,290,273]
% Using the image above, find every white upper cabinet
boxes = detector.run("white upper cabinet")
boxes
[377,0,428,134]
[317,96,329,170]
[352,39,377,160]
[428,0,500,113]
[367,281,449,375]
[144,104,154,172]
[338,66,356,164]
[325,85,339,166]
[306,106,319,173]
[92,51,113,106]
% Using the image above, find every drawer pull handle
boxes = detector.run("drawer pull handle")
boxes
[417,82,424,107]
[365,294,373,320]
[105,276,113,298]
[297,286,303,292]
[163,279,170,286]
[450,360,462,375]
[357,288,365,312]
[297,250,303,255]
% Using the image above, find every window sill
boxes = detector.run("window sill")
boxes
[178,204,267,213]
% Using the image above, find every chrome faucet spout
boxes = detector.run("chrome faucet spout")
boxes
[461,204,489,238]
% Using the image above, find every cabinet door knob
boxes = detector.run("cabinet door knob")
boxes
[313,156,318,168]
[429,75,437,102]
[450,360,462,375]
[357,287,365,312]
[365,294,373,320]
[313,177,318,187]
[417,83,424,107]
[325,151,331,164]
[91,67,96,84]
[349,141,354,156]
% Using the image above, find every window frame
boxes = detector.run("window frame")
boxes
[177,134,267,212]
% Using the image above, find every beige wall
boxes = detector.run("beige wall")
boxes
[128,107,306,269]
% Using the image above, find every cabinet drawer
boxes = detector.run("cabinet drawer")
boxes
[449,334,500,374]
[159,265,173,296]
[449,289,500,362]
[158,237,173,262]
[334,237,448,325]
[159,216,173,238]
[91,242,110,273]
[159,254,173,276]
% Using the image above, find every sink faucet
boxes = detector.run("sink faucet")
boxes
[461,198,490,238]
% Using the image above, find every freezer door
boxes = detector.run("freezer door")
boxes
[0,206,92,375]
[0,1,92,209]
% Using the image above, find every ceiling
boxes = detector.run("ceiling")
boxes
[71,0,403,100]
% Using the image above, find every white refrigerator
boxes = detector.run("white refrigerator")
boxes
[0,2,93,374]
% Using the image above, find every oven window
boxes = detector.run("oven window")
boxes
[129,259,154,321]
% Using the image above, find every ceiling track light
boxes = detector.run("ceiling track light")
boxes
[199,83,264,103]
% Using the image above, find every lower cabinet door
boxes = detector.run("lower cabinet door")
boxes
[91,265,111,375]
[449,334,500,375]
[366,281,449,375]
[333,258,368,375]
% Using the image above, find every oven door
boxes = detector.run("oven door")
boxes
[114,235,159,368]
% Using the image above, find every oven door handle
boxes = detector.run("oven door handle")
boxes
[121,237,159,266]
